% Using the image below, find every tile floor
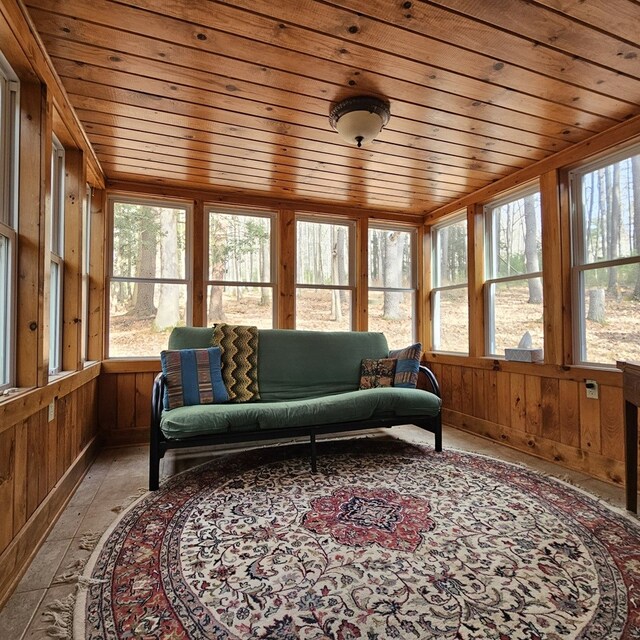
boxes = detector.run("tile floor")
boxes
[0,424,637,639]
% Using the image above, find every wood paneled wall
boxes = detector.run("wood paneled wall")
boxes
[98,362,160,446]
[0,371,100,606]
[426,357,639,486]
[0,2,104,608]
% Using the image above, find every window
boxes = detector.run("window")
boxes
[108,198,190,357]
[431,214,468,353]
[0,55,18,390]
[49,137,65,374]
[485,187,543,357]
[206,207,274,328]
[368,224,417,349]
[296,217,354,331]
[80,184,91,362]
[571,147,640,365]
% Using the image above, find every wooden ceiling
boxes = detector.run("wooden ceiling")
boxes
[25,0,640,215]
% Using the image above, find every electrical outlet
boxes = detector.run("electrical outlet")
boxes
[585,380,598,400]
[48,400,56,422]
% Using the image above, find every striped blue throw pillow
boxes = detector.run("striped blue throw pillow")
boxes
[160,347,229,410]
[389,342,422,388]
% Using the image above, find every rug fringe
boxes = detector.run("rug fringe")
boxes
[53,559,86,584]
[42,593,76,639]
[111,486,148,513]
[79,531,101,551]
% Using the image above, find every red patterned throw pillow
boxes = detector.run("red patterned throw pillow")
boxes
[359,358,397,390]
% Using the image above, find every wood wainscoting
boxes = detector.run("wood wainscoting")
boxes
[426,356,640,488]
[0,366,100,608]
[98,360,161,446]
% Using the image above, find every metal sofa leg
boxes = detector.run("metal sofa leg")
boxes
[434,414,442,452]
[310,433,317,473]
[149,445,160,491]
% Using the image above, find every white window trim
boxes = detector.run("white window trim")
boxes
[295,214,357,330]
[0,53,19,391]
[48,137,65,375]
[430,211,468,354]
[205,205,276,327]
[484,184,543,357]
[106,195,193,358]
[569,143,640,366]
[81,183,91,362]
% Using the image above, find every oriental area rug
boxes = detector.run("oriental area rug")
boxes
[75,440,640,639]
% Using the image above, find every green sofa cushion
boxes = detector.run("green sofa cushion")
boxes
[168,328,390,401]
[257,329,389,401]
[160,387,440,440]
[168,327,215,350]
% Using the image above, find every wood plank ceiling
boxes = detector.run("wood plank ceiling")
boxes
[25,0,640,215]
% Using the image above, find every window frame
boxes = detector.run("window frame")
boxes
[368,221,418,343]
[569,143,640,367]
[204,205,277,328]
[80,183,91,363]
[48,136,65,375]
[430,211,468,354]
[295,214,356,330]
[484,183,543,357]
[0,53,19,391]
[106,195,193,358]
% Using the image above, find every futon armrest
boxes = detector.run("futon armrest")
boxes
[151,372,166,429]
[419,365,441,398]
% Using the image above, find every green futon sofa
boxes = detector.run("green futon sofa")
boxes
[150,328,442,490]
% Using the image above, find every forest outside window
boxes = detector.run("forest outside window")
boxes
[368,224,416,349]
[49,138,65,374]
[206,207,274,328]
[431,213,468,354]
[485,186,543,357]
[0,55,18,390]
[108,198,190,357]
[571,146,640,365]
[296,217,354,331]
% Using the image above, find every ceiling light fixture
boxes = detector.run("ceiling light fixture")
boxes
[329,96,390,148]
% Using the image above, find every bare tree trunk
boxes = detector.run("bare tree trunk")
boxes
[524,194,542,304]
[439,227,449,285]
[208,216,227,323]
[155,209,180,330]
[632,155,640,300]
[587,289,606,323]
[383,231,404,319]
[597,168,607,261]
[330,227,343,322]
[607,163,621,298]
[336,227,347,304]
[260,237,269,305]
[130,208,157,317]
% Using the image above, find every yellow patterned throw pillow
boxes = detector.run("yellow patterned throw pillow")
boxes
[212,323,260,402]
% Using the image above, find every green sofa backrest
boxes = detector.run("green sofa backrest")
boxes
[167,327,389,401]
